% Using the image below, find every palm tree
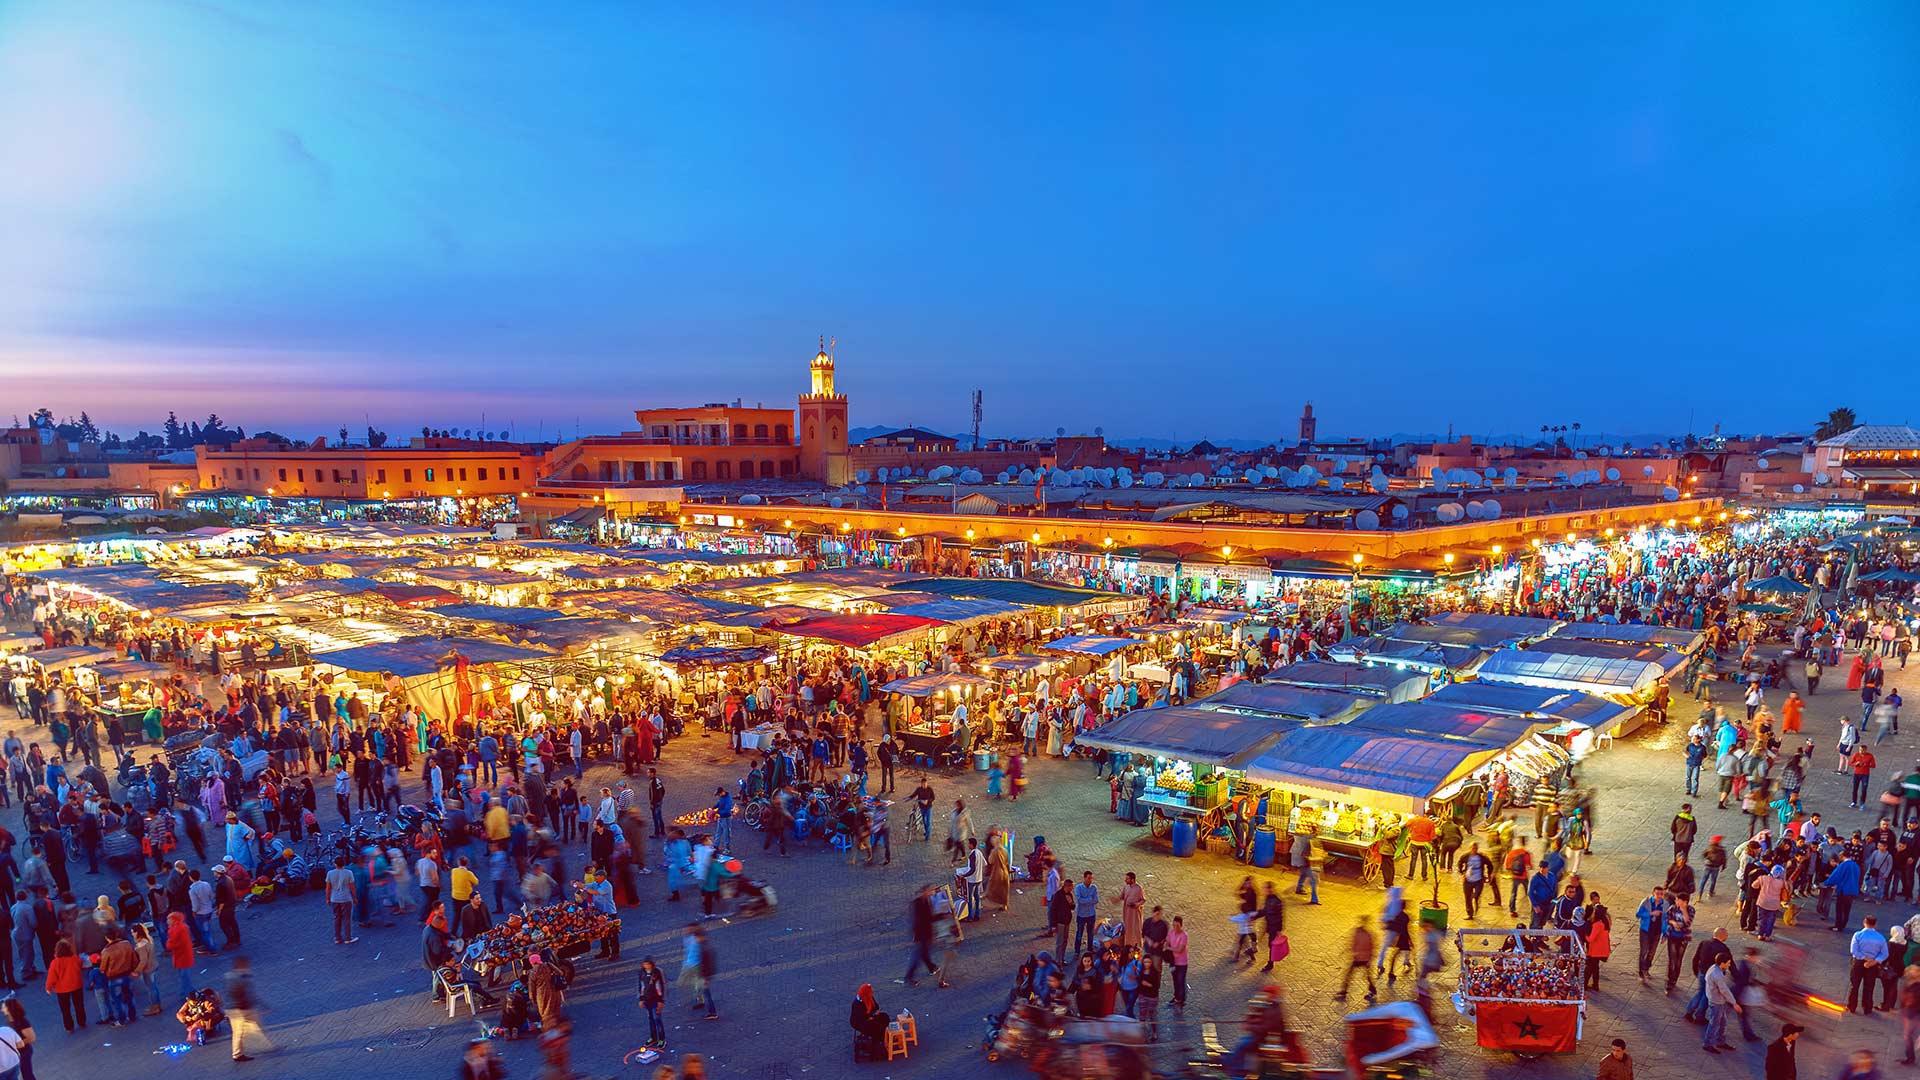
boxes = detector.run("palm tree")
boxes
[1540,424,1549,447]
[1571,421,1582,449]
[1814,407,1858,440]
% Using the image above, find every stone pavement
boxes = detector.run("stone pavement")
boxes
[11,650,1920,1079]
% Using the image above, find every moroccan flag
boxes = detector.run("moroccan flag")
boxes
[1473,1002,1579,1054]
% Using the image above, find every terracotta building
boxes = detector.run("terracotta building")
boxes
[195,438,541,499]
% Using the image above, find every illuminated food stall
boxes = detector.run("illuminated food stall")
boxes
[1076,704,1301,847]
[88,659,174,743]
[879,672,998,759]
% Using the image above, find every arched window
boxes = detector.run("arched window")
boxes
[753,424,769,438]
[570,465,587,480]
[715,461,731,480]
[775,424,789,443]
[759,460,775,478]
[733,424,747,440]
[690,461,707,481]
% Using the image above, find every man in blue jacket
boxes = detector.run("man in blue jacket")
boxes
[1824,856,1863,931]
[1684,737,1709,797]
[1527,868,1557,929]
[1634,885,1669,982]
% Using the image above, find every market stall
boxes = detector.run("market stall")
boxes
[1077,703,1301,847]
[879,672,997,759]
[309,636,554,725]
[1257,660,1429,703]
[1453,928,1586,1055]
[89,659,173,743]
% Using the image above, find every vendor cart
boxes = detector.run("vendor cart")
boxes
[1452,928,1585,1057]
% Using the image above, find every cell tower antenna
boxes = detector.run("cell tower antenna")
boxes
[970,390,984,450]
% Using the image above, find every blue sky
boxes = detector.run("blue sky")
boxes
[0,3,1914,442]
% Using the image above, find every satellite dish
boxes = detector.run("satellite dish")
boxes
[1391,504,1410,521]
[739,494,763,505]
[1056,426,1067,437]
[1662,486,1680,501]
[829,496,844,508]
[1355,509,1380,530]
[1605,467,1620,482]
[1642,465,1655,478]
[1093,426,1103,437]
[1483,499,1502,519]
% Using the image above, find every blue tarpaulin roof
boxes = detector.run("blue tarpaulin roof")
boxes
[312,636,552,676]
[882,597,1024,624]
[1524,639,1688,676]
[1199,682,1373,722]
[1476,648,1661,694]
[1076,705,1300,767]
[508,619,656,651]
[1258,661,1427,701]
[1427,612,1563,639]
[1747,575,1811,595]
[1329,636,1486,672]
[1043,634,1139,657]
[1550,622,1705,653]
[1431,681,1640,732]
[659,645,769,665]
[1245,728,1496,813]
[427,604,570,627]
[976,654,1062,674]
[1341,701,1546,746]
[892,577,1139,610]
[879,673,997,698]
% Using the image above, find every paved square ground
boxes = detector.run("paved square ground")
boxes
[12,652,1916,1079]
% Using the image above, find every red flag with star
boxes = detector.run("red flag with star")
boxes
[1473,1002,1579,1053]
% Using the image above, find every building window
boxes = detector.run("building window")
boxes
[780,460,796,477]
[403,469,413,483]
[733,424,747,440]
[760,460,775,478]
[660,462,676,481]
[377,469,386,484]
[350,470,358,483]
[512,467,520,480]
[714,461,730,480]
[297,468,305,481]
[252,468,261,481]
[754,424,768,438]
[426,468,435,482]
[478,467,488,481]
[459,468,467,481]
[775,424,789,443]
[278,468,287,482]
[739,460,753,479]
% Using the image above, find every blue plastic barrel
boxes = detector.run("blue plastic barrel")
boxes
[1251,826,1277,867]
[1169,819,1197,858]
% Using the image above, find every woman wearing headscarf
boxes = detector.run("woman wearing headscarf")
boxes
[847,983,890,1057]
[1754,864,1789,941]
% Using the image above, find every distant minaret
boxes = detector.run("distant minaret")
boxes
[1298,403,1318,446]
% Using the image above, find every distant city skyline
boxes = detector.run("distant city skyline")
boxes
[2,5,1915,438]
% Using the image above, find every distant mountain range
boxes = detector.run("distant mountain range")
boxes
[851,425,1746,452]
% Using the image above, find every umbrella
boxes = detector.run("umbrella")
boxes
[1736,603,1793,615]
[1746,575,1810,595]
[1882,516,1913,526]
[1862,568,1920,584]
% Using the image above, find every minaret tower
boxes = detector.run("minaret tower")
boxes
[797,336,850,485]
